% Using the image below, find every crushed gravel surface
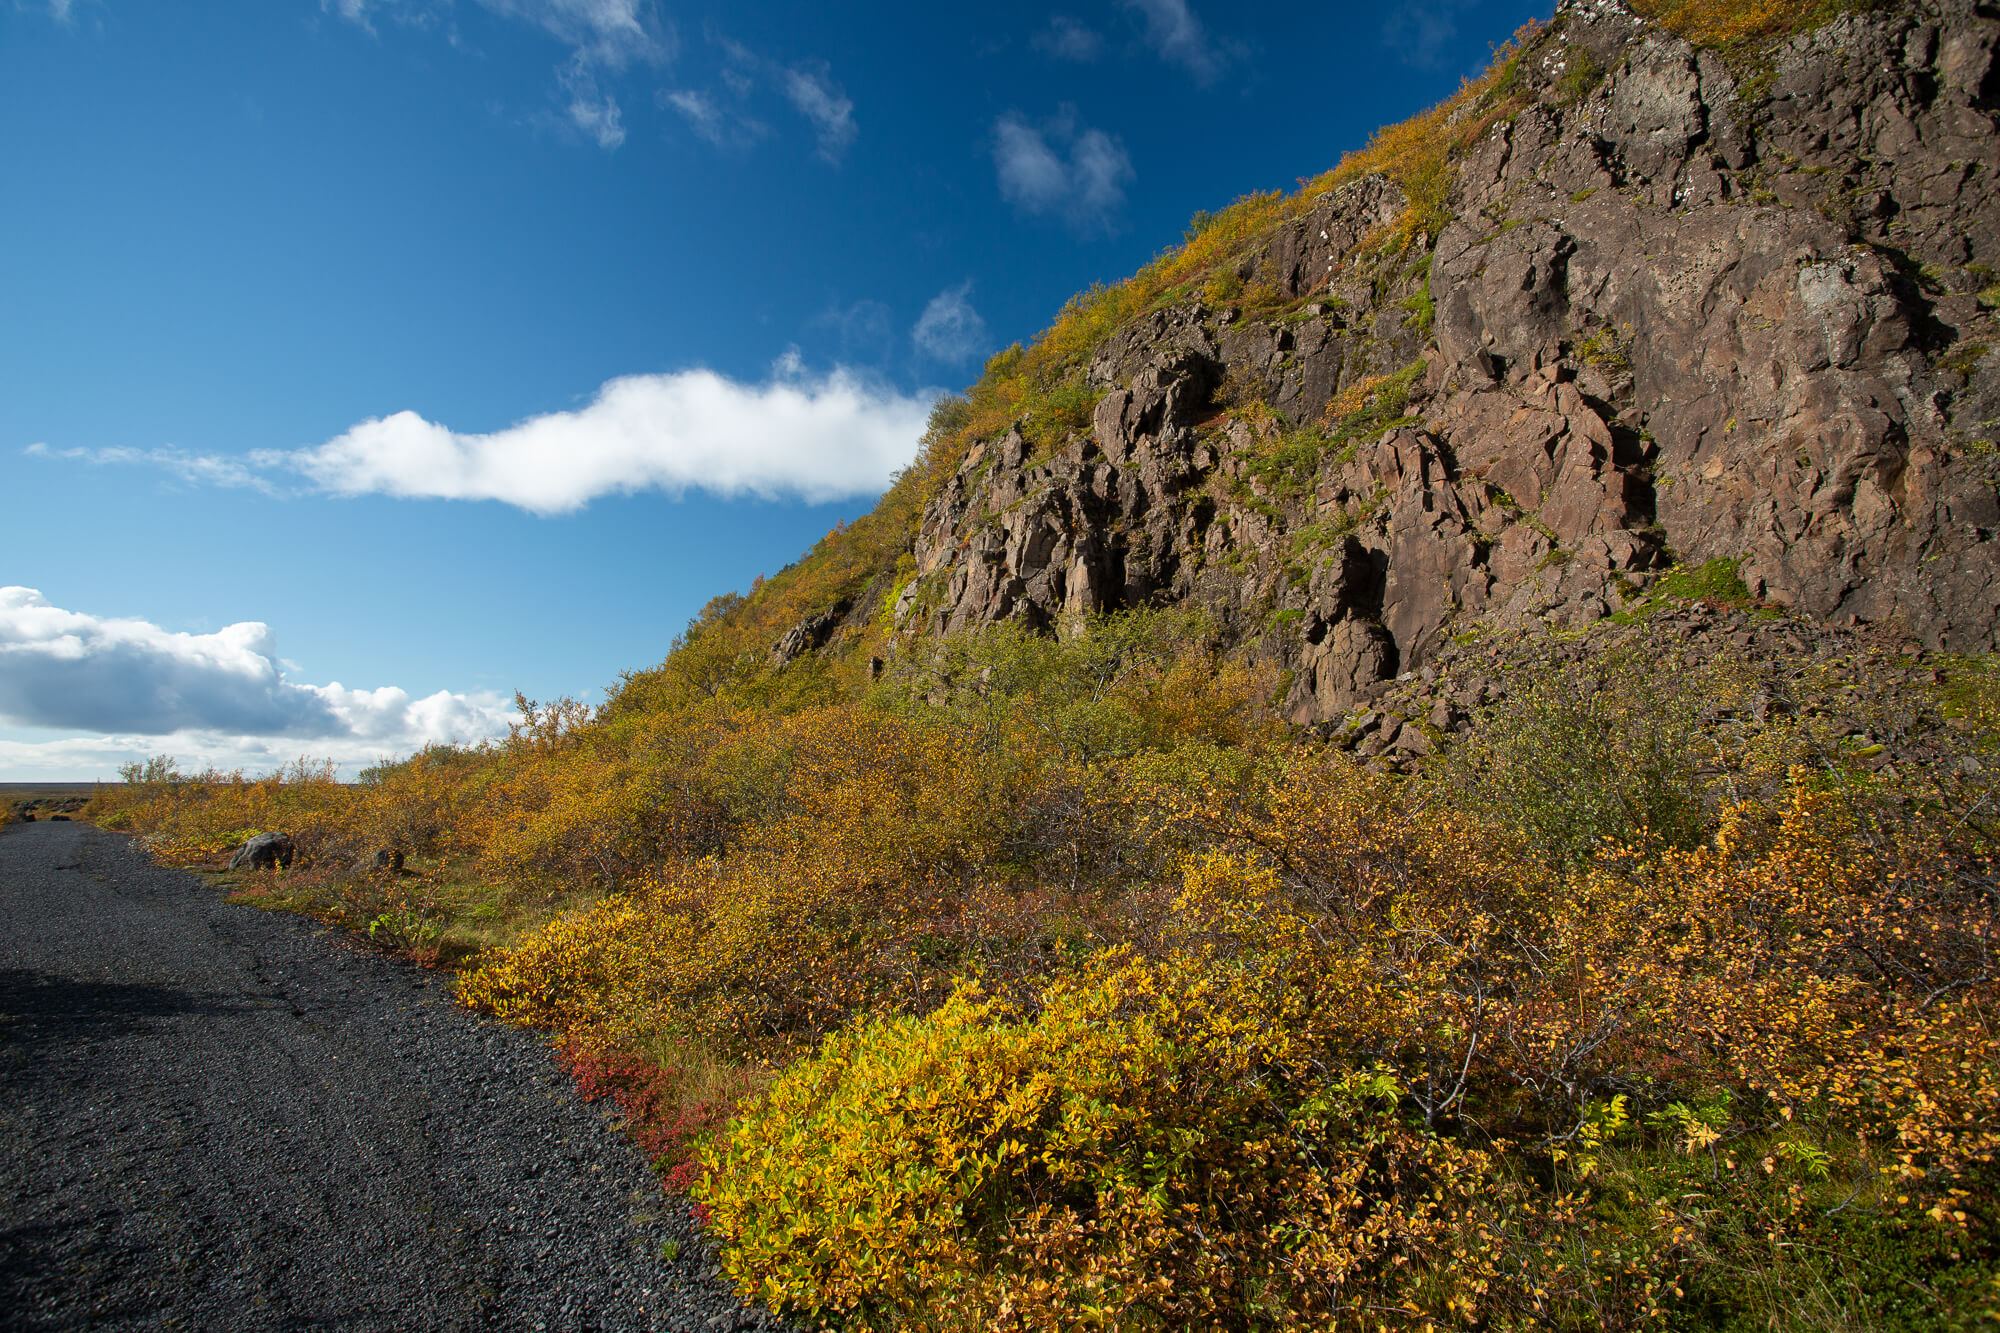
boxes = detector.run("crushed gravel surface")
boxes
[0,821,783,1332]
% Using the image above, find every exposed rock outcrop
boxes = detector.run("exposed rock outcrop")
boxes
[863,0,2000,724]
[771,601,852,667]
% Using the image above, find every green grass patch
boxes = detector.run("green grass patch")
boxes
[1612,557,1756,623]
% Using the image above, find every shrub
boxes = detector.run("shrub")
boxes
[561,1036,762,1193]
[1436,649,1719,862]
[697,945,1520,1331]
[700,756,2000,1328]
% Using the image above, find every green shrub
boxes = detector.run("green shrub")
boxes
[1575,324,1633,377]
[1439,650,1717,862]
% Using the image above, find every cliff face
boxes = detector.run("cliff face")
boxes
[885,0,2000,727]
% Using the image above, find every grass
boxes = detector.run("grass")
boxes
[1240,359,1427,502]
[1628,0,1876,52]
[219,855,592,971]
[1575,324,1634,378]
[1935,655,2000,741]
[1939,342,1992,379]
[1611,556,1760,622]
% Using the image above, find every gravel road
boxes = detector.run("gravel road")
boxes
[0,820,779,1332]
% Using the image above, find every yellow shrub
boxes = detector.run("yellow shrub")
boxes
[455,862,713,1036]
[697,948,1517,1330]
[459,704,1057,1057]
[85,759,352,868]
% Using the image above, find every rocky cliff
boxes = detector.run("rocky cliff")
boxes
[874,0,1999,728]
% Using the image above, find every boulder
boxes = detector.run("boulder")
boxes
[229,832,294,872]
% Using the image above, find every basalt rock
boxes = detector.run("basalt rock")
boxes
[847,0,1998,725]
[352,847,407,875]
[772,601,851,667]
[229,832,294,872]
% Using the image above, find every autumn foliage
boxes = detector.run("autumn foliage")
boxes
[76,3,2000,1320]
[85,611,2000,1327]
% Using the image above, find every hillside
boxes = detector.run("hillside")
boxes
[83,1,2000,1328]
[614,0,1997,727]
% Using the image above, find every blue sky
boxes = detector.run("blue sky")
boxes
[2,0,1542,778]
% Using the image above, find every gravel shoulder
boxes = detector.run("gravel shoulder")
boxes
[0,821,776,1332]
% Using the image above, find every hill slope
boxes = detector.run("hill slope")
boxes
[84,3,2000,1328]
[639,0,1997,726]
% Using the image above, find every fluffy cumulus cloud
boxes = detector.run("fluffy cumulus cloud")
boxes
[0,588,513,778]
[32,362,936,515]
[912,282,989,365]
[993,108,1135,234]
[286,359,933,513]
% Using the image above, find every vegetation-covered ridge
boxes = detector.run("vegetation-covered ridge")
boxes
[606,17,1531,692]
[85,604,2000,1328]
[605,0,1977,714]
[76,0,2000,1326]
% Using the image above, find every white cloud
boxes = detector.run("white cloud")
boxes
[0,724,495,783]
[29,363,936,515]
[323,0,387,31]
[23,442,277,493]
[781,63,856,164]
[557,55,626,148]
[993,109,1134,234]
[286,360,933,513]
[662,87,718,125]
[326,0,667,150]
[912,282,989,365]
[1121,0,1233,82]
[660,87,768,149]
[812,299,896,361]
[672,33,856,164]
[479,0,669,67]
[0,588,513,779]
[1032,15,1102,61]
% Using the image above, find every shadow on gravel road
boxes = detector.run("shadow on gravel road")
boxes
[0,968,237,1059]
